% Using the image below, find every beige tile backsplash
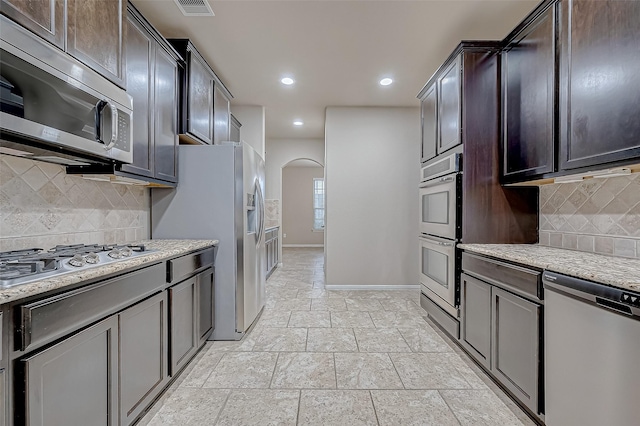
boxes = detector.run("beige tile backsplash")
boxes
[539,173,640,259]
[0,155,149,251]
[265,199,280,229]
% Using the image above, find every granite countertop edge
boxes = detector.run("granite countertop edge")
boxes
[458,243,640,292]
[0,239,218,305]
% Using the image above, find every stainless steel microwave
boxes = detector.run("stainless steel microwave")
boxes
[0,15,132,166]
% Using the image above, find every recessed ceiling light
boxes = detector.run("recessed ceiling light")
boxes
[281,77,294,85]
[379,78,393,86]
[293,120,304,126]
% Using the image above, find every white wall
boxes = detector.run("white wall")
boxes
[232,105,265,159]
[325,107,420,287]
[264,138,324,200]
[282,166,325,246]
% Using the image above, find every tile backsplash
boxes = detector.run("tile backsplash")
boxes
[265,199,280,229]
[0,155,149,251]
[539,174,640,259]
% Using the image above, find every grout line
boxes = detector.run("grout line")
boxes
[333,352,338,389]
[295,389,302,425]
[387,352,406,390]
[437,390,464,426]
[369,390,381,426]
[269,352,281,389]
[352,328,360,352]
[211,388,233,425]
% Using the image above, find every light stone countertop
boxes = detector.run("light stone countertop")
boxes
[458,244,640,292]
[0,239,218,305]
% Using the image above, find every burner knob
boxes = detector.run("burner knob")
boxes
[121,247,133,257]
[85,252,100,264]
[68,254,86,267]
[108,249,122,259]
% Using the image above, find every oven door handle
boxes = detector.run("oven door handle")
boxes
[419,235,454,247]
[419,175,455,189]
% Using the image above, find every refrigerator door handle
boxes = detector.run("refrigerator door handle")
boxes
[256,181,265,247]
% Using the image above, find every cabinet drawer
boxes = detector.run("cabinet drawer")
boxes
[167,247,215,284]
[462,252,541,301]
[20,263,164,352]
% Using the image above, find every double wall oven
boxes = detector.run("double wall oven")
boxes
[419,151,461,319]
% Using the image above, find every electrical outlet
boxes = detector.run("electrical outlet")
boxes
[283,233,286,238]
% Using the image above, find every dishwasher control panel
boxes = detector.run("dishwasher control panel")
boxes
[620,292,640,307]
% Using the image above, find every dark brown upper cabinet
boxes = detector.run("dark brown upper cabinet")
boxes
[558,0,640,171]
[438,57,462,155]
[119,4,179,185]
[1,0,126,88]
[420,83,437,162]
[169,39,233,146]
[1,0,65,49]
[502,2,556,183]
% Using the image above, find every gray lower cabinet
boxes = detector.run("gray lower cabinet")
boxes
[460,274,492,370]
[169,276,198,375]
[0,369,5,426]
[492,287,540,414]
[119,292,169,426]
[21,316,119,426]
[197,268,215,345]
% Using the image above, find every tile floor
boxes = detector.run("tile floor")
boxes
[139,248,536,426]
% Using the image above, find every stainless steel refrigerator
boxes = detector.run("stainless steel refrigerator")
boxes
[151,142,266,340]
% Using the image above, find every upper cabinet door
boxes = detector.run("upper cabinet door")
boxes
[437,56,462,154]
[559,0,640,170]
[187,51,214,144]
[154,45,179,182]
[421,84,437,162]
[1,0,65,49]
[213,84,230,145]
[502,4,556,182]
[66,0,125,87]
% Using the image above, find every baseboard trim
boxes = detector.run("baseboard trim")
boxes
[324,284,420,290]
[282,244,324,248]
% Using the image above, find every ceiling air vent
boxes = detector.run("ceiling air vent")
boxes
[174,0,214,16]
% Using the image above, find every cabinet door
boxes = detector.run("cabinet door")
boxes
[197,269,215,344]
[0,369,5,426]
[187,52,214,144]
[154,45,179,182]
[169,277,197,375]
[66,0,125,87]
[502,5,555,181]
[120,12,154,178]
[421,84,437,162]
[21,316,118,426]
[230,116,241,142]
[492,287,540,414]
[119,292,168,426]
[1,0,64,48]
[437,56,461,154]
[460,274,492,369]
[213,84,230,145]
[559,0,640,170]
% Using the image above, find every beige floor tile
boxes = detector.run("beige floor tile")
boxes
[146,388,229,426]
[271,352,336,389]
[258,310,292,327]
[216,390,299,425]
[398,325,453,353]
[353,328,412,352]
[382,298,426,313]
[345,298,385,311]
[288,310,331,327]
[297,289,327,298]
[390,353,473,389]
[330,311,375,327]
[179,347,224,388]
[252,327,308,351]
[298,390,377,426]
[311,298,348,311]
[369,310,429,328]
[440,389,525,426]
[335,353,403,389]
[202,352,278,388]
[448,353,489,389]
[269,298,312,311]
[306,327,358,352]
[371,390,460,426]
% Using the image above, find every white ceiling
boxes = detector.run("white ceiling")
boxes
[131,0,538,140]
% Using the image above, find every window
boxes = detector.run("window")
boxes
[313,178,325,231]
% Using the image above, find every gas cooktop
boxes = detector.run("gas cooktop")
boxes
[0,244,153,288]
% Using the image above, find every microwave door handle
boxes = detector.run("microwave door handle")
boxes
[95,100,107,143]
[94,100,118,150]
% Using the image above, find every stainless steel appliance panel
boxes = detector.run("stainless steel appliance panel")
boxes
[545,272,640,426]
[0,15,132,165]
[419,174,459,240]
[419,234,457,316]
[152,143,265,340]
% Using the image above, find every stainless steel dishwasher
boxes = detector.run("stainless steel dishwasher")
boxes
[543,271,640,426]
